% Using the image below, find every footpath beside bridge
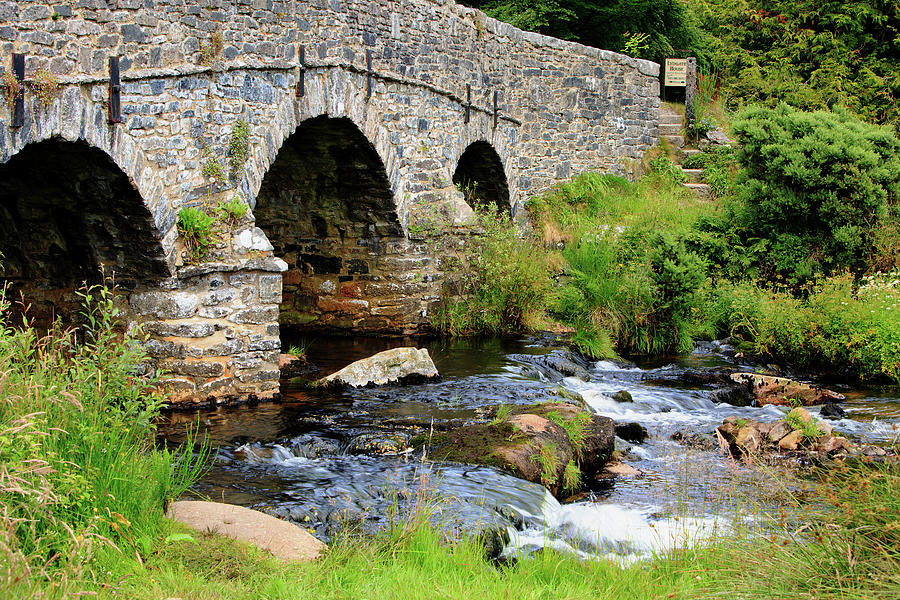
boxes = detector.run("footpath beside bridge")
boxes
[0,0,659,405]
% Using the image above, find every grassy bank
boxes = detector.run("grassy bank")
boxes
[67,458,898,599]
[0,284,205,598]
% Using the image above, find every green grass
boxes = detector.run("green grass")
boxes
[0,283,206,599]
[67,460,898,600]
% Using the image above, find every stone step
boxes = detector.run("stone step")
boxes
[679,148,703,159]
[684,182,711,199]
[659,123,682,136]
[681,168,704,183]
[659,114,683,126]
[662,134,684,149]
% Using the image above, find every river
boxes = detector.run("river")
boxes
[158,335,900,563]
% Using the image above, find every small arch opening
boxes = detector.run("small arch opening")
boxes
[0,139,169,328]
[452,141,510,212]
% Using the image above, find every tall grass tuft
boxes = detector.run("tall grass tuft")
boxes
[434,204,550,336]
[0,282,207,598]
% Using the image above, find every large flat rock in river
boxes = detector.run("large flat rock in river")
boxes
[167,500,326,562]
[316,347,440,388]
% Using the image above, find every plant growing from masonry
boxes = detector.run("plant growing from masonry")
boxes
[201,147,227,182]
[1,69,21,108]
[199,31,225,67]
[28,68,59,108]
[217,196,248,228]
[177,206,215,263]
[228,119,251,177]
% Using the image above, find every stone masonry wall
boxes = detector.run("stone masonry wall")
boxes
[0,0,660,404]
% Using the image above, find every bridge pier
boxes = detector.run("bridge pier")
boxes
[129,257,285,407]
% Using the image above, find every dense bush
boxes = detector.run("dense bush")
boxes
[698,104,900,287]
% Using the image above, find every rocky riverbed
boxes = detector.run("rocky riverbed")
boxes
[158,335,900,562]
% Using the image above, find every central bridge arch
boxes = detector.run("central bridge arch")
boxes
[255,115,406,333]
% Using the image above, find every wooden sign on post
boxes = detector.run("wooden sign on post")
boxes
[664,58,687,87]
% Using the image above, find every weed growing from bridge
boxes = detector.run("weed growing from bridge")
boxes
[1,69,21,109]
[227,119,251,178]
[217,196,248,228]
[28,68,59,108]
[200,147,227,182]
[177,207,215,263]
[199,31,225,68]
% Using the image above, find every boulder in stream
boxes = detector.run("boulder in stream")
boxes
[316,347,440,388]
[418,402,614,498]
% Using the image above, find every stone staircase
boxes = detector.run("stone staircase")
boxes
[659,106,710,199]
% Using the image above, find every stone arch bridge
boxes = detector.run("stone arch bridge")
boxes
[0,0,660,405]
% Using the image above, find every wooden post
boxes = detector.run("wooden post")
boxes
[684,57,697,130]
[11,53,25,127]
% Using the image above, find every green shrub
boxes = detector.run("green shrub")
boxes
[177,207,215,263]
[722,104,900,286]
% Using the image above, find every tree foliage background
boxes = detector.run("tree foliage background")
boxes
[460,0,899,129]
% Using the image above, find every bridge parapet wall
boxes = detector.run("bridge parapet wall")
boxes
[1,0,659,208]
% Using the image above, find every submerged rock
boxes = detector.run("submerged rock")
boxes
[615,422,648,443]
[346,432,410,456]
[819,403,846,419]
[509,350,591,382]
[612,390,633,403]
[279,353,320,379]
[316,347,440,388]
[670,430,718,451]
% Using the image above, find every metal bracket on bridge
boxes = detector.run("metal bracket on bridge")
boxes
[366,49,373,98]
[108,56,123,124]
[296,45,306,98]
[493,90,499,129]
[464,83,471,124]
[10,53,25,128]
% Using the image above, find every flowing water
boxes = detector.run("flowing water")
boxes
[158,336,900,562]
